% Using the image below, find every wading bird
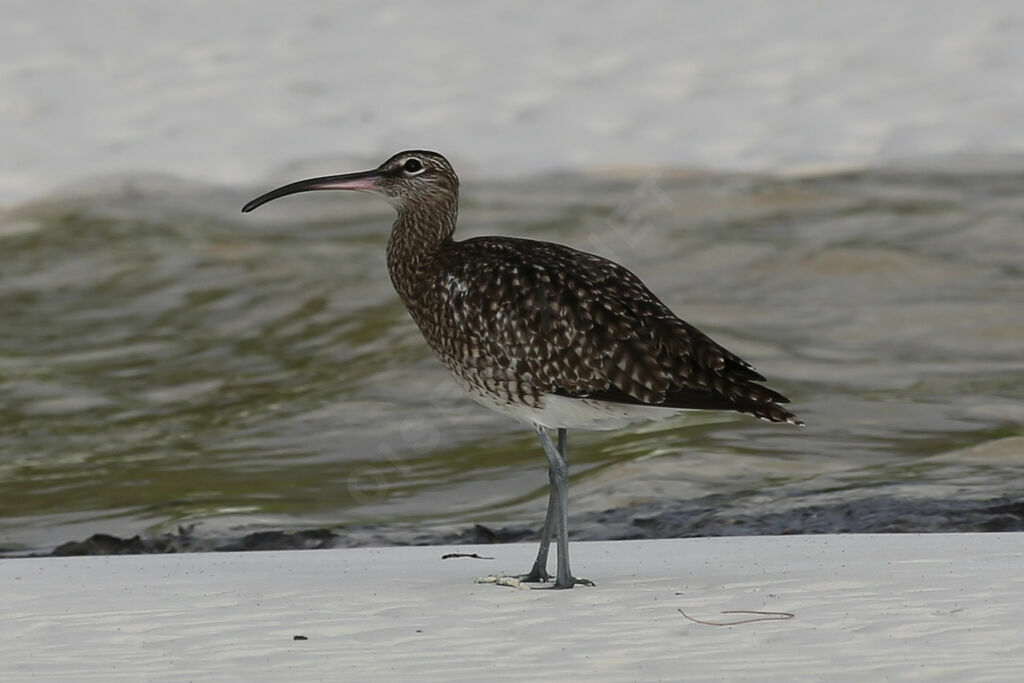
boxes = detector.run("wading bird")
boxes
[243,151,802,589]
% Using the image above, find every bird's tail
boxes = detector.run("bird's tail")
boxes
[737,399,804,426]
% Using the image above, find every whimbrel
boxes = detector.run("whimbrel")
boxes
[242,150,802,589]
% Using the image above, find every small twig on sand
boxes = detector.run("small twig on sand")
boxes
[677,609,795,626]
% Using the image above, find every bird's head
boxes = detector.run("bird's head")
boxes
[242,150,458,214]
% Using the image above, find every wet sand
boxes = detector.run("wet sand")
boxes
[16,489,1024,558]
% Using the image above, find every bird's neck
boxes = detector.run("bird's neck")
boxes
[386,197,458,305]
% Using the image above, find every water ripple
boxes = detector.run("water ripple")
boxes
[1,168,1022,552]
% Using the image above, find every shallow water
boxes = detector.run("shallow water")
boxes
[1,166,1023,554]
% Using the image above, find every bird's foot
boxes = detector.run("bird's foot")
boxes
[550,575,595,590]
[475,572,594,589]
[516,567,551,583]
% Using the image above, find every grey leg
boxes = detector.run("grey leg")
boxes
[519,463,555,582]
[534,426,594,589]
[519,428,566,582]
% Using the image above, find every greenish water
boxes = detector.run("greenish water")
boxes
[1,168,1023,553]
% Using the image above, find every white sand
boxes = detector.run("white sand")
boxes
[2,534,1022,681]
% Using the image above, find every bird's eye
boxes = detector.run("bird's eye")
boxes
[402,158,424,174]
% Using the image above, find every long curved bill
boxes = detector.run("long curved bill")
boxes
[241,169,381,213]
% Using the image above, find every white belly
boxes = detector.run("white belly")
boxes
[527,394,687,430]
[458,381,685,430]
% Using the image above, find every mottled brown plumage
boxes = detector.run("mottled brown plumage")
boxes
[369,151,800,429]
[243,149,803,589]
[417,236,799,425]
